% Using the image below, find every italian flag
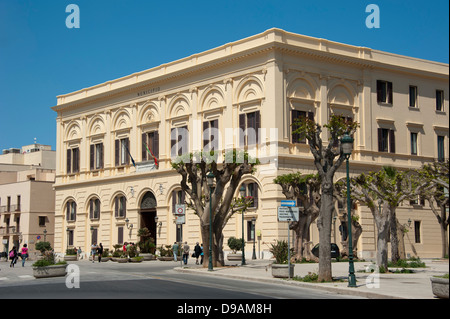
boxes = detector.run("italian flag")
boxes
[145,142,158,166]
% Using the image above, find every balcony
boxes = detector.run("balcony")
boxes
[0,204,21,213]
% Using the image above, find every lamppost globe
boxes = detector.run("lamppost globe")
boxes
[239,185,246,198]
[341,133,354,156]
[206,171,215,188]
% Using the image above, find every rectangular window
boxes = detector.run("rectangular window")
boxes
[118,227,124,244]
[410,132,418,155]
[378,128,395,153]
[409,86,418,107]
[247,220,255,241]
[89,198,101,220]
[90,143,104,170]
[414,221,421,244]
[436,90,444,111]
[291,110,314,144]
[67,147,80,174]
[437,135,445,162]
[142,131,159,162]
[377,80,393,104]
[115,138,130,166]
[171,126,189,157]
[91,228,98,245]
[39,216,46,226]
[239,111,261,147]
[242,182,258,209]
[66,201,77,221]
[114,196,126,218]
[68,230,74,246]
[203,119,219,152]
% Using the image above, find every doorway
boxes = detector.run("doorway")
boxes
[139,192,157,246]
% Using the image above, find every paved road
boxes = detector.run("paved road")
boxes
[0,260,360,299]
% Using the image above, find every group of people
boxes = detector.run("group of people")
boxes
[90,243,104,263]
[8,244,28,268]
[173,242,203,265]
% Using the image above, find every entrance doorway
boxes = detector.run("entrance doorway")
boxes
[139,192,157,246]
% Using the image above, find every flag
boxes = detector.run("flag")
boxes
[125,145,135,167]
[145,142,158,166]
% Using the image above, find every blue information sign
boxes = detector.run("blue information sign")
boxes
[280,200,296,207]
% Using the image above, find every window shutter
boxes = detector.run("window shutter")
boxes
[252,182,259,209]
[239,114,246,147]
[203,121,209,149]
[376,80,382,103]
[114,197,119,218]
[115,139,120,166]
[123,197,127,218]
[389,129,396,153]
[99,143,104,169]
[118,227,123,245]
[67,149,72,174]
[142,132,148,161]
[153,131,159,160]
[89,199,93,219]
[73,148,79,173]
[255,111,261,144]
[292,110,299,143]
[388,82,393,104]
[378,128,383,152]
[171,128,176,158]
[212,119,218,151]
[90,144,95,170]
[66,202,70,221]
[124,138,130,165]
[182,126,189,155]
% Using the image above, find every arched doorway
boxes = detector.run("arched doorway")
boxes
[140,191,157,246]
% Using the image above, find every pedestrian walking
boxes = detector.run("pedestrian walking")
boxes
[97,243,103,263]
[9,246,18,268]
[20,244,28,267]
[77,247,82,260]
[182,241,190,265]
[91,243,97,263]
[200,243,204,265]
[194,242,202,265]
[172,242,179,262]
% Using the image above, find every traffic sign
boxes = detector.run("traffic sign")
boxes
[175,204,186,215]
[175,214,185,224]
[277,206,299,222]
[281,200,296,207]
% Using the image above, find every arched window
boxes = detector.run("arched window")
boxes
[114,195,127,218]
[89,198,101,220]
[66,200,77,222]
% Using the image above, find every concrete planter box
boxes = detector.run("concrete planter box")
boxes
[271,264,294,278]
[227,253,242,262]
[430,277,449,299]
[140,253,156,261]
[157,256,174,261]
[64,255,77,261]
[112,257,128,263]
[130,257,143,263]
[33,264,68,279]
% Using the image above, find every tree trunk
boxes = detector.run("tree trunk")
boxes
[317,180,334,282]
[389,207,400,264]
[374,214,390,271]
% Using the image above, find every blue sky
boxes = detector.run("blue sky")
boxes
[0,0,448,152]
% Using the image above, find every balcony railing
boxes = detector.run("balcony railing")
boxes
[0,204,21,213]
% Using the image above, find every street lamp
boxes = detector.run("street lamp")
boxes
[251,217,256,260]
[341,132,356,288]
[239,185,246,266]
[206,171,215,271]
[43,229,47,242]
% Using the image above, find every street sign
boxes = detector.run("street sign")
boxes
[281,200,296,207]
[277,206,299,222]
[175,204,186,215]
[175,214,185,224]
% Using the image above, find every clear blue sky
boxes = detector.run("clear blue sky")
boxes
[0,0,448,152]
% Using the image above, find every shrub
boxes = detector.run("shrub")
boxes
[66,248,77,255]
[227,237,243,254]
[35,241,52,254]
[269,240,292,264]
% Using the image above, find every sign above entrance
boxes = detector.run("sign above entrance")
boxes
[175,204,186,215]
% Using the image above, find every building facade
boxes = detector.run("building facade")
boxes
[0,144,56,259]
[51,29,449,259]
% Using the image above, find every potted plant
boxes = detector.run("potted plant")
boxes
[227,237,243,261]
[431,273,449,299]
[157,245,174,261]
[111,244,127,263]
[101,249,111,262]
[137,228,156,260]
[269,240,294,278]
[32,244,68,278]
[64,248,78,261]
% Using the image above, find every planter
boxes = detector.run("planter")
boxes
[64,255,77,261]
[130,257,143,263]
[157,256,174,261]
[112,257,128,263]
[101,257,111,262]
[271,263,294,278]
[33,264,68,279]
[430,277,449,299]
[227,253,243,262]
[140,253,156,261]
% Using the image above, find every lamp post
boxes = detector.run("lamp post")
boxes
[43,229,47,242]
[206,171,215,271]
[251,217,256,260]
[239,185,246,266]
[341,132,356,287]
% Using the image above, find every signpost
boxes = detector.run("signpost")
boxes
[175,204,186,268]
[277,206,299,279]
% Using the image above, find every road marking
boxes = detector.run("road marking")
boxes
[18,275,33,279]
[0,277,9,281]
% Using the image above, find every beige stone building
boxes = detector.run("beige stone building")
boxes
[0,144,56,259]
[51,28,448,260]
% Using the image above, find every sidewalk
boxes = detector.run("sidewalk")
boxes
[175,258,449,299]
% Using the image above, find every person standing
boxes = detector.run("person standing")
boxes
[20,244,28,267]
[172,242,179,262]
[9,246,18,268]
[97,243,103,263]
[91,243,97,263]
[182,242,190,265]
[200,243,204,265]
[194,242,202,265]
[77,247,82,260]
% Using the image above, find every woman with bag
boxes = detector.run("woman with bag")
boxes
[9,246,18,268]
[20,244,28,267]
